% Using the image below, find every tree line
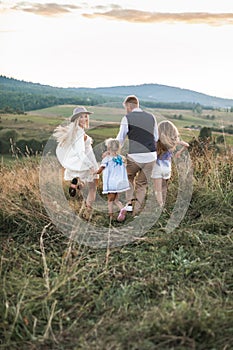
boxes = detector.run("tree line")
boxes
[0,75,121,113]
[0,91,116,113]
[1,75,212,113]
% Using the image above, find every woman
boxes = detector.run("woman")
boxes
[53,106,98,217]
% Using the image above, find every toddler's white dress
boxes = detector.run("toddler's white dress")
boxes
[101,155,130,194]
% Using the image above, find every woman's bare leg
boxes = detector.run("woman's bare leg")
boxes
[86,180,97,208]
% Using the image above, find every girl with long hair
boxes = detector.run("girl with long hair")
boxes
[151,120,189,207]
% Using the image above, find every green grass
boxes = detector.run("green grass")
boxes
[0,104,233,162]
[28,105,123,122]
[0,148,232,349]
[88,126,119,144]
[147,107,233,127]
[28,104,76,117]
[1,105,232,142]
[27,104,233,127]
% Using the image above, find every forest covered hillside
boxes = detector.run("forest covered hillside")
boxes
[0,76,119,113]
[2,75,233,113]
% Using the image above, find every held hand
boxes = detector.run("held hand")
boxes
[102,151,110,159]
[179,140,189,148]
[175,143,189,158]
[90,167,96,174]
[174,150,182,158]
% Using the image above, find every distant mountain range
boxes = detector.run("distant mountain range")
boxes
[77,84,233,108]
[1,76,233,112]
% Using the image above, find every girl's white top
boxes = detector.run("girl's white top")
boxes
[101,155,130,194]
[56,128,98,182]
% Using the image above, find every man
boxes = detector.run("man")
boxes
[116,95,158,216]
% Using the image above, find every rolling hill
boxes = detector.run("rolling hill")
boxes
[1,75,233,112]
[0,76,119,112]
[77,84,233,108]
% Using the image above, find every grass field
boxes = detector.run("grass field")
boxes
[1,104,233,155]
[27,104,233,127]
[0,146,232,349]
[0,104,233,348]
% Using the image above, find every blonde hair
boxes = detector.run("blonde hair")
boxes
[53,116,88,146]
[157,121,179,156]
[71,113,89,129]
[105,138,120,154]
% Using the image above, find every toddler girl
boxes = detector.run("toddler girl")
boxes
[95,138,130,221]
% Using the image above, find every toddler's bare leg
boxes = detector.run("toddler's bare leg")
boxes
[114,193,123,211]
[107,193,116,218]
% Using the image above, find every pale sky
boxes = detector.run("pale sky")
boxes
[1,0,233,99]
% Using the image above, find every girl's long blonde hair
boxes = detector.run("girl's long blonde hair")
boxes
[157,121,179,157]
[53,115,89,146]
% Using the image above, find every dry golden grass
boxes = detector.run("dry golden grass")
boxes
[0,147,232,350]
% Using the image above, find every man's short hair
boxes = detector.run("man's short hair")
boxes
[123,95,139,107]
